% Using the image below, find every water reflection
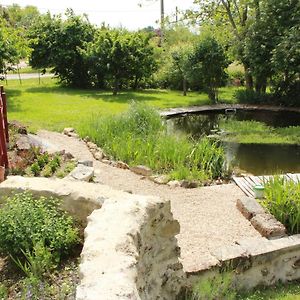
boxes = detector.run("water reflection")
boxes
[167,110,300,175]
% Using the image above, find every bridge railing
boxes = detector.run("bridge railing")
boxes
[0,86,9,172]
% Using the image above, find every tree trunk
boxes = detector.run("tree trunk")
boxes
[255,77,267,94]
[113,77,119,95]
[183,78,187,96]
[243,63,254,90]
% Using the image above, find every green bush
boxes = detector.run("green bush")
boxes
[263,177,300,234]
[79,102,226,182]
[234,89,273,104]
[0,193,79,259]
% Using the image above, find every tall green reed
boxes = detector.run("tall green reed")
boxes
[263,176,300,234]
[78,102,226,182]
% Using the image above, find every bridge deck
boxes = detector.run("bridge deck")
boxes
[232,173,300,197]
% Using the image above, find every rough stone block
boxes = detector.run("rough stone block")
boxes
[68,165,94,182]
[78,160,93,167]
[236,196,266,220]
[251,213,286,239]
[130,165,152,176]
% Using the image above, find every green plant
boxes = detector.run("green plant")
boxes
[0,193,79,259]
[0,283,8,300]
[78,102,226,182]
[234,90,273,105]
[263,177,300,234]
[191,272,237,300]
[11,241,54,279]
[30,162,41,176]
[56,161,76,178]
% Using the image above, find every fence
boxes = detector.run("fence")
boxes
[0,86,9,170]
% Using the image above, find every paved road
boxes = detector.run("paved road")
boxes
[4,73,53,80]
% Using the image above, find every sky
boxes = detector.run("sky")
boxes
[1,0,196,30]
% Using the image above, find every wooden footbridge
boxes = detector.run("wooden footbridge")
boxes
[233,173,300,198]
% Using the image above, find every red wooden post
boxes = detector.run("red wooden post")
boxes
[0,87,8,169]
[1,91,9,143]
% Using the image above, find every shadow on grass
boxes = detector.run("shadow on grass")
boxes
[5,89,22,112]
[25,86,176,103]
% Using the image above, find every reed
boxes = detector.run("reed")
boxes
[79,102,226,182]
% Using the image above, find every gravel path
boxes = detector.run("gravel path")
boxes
[35,130,261,272]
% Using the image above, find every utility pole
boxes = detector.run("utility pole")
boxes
[175,6,178,23]
[160,0,164,45]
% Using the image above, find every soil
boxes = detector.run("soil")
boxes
[33,130,262,272]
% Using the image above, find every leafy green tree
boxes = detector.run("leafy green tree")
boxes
[84,29,156,94]
[188,0,260,90]
[190,36,229,103]
[0,20,20,76]
[28,10,95,87]
[0,4,40,29]
[170,43,193,96]
[245,0,300,100]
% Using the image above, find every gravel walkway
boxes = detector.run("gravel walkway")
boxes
[35,130,261,272]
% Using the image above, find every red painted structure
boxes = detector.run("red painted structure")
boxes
[0,86,9,169]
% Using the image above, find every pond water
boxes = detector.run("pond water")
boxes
[167,110,300,175]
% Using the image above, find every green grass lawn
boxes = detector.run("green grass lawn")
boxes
[3,77,236,132]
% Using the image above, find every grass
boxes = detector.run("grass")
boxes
[189,272,300,300]
[6,66,52,74]
[262,176,300,234]
[238,281,300,299]
[220,120,300,144]
[79,102,226,182]
[3,77,236,132]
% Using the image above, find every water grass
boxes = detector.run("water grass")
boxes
[78,102,226,182]
[220,120,300,144]
[263,176,300,234]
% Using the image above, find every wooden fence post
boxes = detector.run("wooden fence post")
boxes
[0,86,9,170]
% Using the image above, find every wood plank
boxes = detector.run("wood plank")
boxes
[287,173,300,183]
[233,177,255,197]
[249,175,262,186]
[244,176,256,189]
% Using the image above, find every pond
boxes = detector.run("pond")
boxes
[166,109,300,175]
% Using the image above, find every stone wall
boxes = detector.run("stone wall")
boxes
[76,194,185,300]
[0,176,185,300]
[186,235,300,291]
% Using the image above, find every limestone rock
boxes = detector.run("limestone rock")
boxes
[151,175,169,185]
[86,142,98,150]
[236,196,266,220]
[116,161,129,170]
[93,151,104,161]
[68,132,79,139]
[167,180,181,188]
[68,165,94,182]
[78,160,93,167]
[251,213,286,239]
[130,165,152,177]
[180,180,198,189]
[63,127,75,136]
[16,135,32,151]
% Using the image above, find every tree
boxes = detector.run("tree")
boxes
[190,36,228,103]
[0,4,40,29]
[0,20,21,77]
[84,29,157,94]
[28,10,95,87]
[245,0,300,99]
[170,43,193,96]
[188,0,259,90]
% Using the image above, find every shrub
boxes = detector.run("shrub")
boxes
[0,193,79,259]
[234,89,273,104]
[263,177,300,234]
[78,102,226,182]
